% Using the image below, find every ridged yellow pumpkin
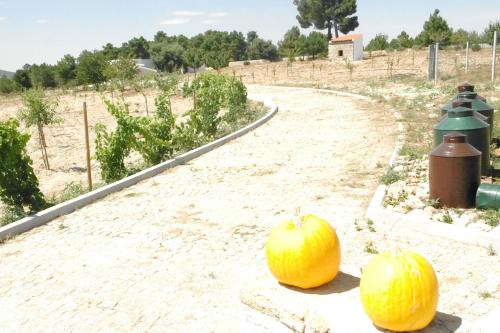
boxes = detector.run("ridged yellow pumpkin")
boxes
[360,250,439,332]
[265,214,341,289]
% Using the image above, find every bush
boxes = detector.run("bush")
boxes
[0,119,46,214]
[0,77,21,94]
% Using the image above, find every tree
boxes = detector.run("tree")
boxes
[154,31,168,43]
[305,31,328,58]
[150,41,185,72]
[102,43,120,60]
[390,31,413,49]
[29,64,56,89]
[247,31,258,44]
[278,26,302,56]
[122,36,150,59]
[415,9,452,46]
[104,56,138,91]
[76,50,108,88]
[18,89,60,170]
[481,20,500,45]
[0,77,21,94]
[247,38,279,61]
[13,66,32,89]
[293,0,359,40]
[55,54,77,86]
[365,34,389,51]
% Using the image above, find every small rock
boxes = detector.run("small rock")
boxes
[407,196,425,209]
[424,206,436,216]
[454,215,472,227]
[479,278,500,295]
[467,223,492,232]
[386,181,405,197]
[408,209,431,220]
[433,212,444,222]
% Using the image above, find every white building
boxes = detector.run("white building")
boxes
[328,34,364,62]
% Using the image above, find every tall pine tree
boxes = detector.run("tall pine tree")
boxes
[293,0,359,40]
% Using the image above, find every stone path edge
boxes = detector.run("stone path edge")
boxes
[0,94,278,242]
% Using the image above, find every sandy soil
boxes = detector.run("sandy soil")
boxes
[0,85,398,332]
[0,88,193,198]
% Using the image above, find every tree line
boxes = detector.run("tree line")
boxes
[0,28,329,94]
[365,10,500,51]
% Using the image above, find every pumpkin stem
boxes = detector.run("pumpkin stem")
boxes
[293,207,302,228]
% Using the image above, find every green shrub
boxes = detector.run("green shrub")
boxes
[0,119,46,215]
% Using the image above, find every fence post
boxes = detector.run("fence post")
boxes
[428,44,436,81]
[465,41,469,73]
[83,102,93,191]
[492,31,498,83]
[435,43,439,83]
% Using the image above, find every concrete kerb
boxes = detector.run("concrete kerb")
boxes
[0,94,278,241]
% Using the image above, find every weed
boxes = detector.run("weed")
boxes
[58,224,68,230]
[479,291,492,299]
[366,219,376,233]
[477,209,500,228]
[383,191,409,208]
[354,219,363,232]
[376,162,384,168]
[51,182,87,205]
[423,198,442,209]
[486,244,497,256]
[364,241,378,254]
[381,168,403,185]
[441,211,453,224]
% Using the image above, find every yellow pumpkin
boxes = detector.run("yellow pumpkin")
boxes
[265,214,341,289]
[360,250,439,332]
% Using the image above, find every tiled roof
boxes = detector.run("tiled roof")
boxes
[331,34,363,42]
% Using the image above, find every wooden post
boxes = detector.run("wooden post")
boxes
[83,102,92,191]
[465,41,469,73]
[492,31,497,83]
[434,43,439,84]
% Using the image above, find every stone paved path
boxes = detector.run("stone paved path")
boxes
[0,86,497,332]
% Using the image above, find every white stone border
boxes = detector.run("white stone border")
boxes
[0,95,278,241]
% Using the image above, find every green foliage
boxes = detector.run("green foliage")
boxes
[415,9,452,46]
[477,209,500,228]
[13,67,32,89]
[122,36,151,59]
[94,100,136,183]
[150,41,185,72]
[0,77,21,94]
[305,31,328,58]
[29,63,57,89]
[381,167,403,185]
[365,34,389,51]
[76,50,108,88]
[294,0,359,39]
[18,89,60,128]
[55,54,77,87]
[389,31,414,50]
[0,119,46,214]
[278,26,302,57]
[481,20,500,45]
[247,38,280,61]
[104,56,138,91]
[95,73,250,183]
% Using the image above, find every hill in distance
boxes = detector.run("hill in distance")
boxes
[0,69,14,78]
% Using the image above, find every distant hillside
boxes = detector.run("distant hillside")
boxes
[0,69,14,78]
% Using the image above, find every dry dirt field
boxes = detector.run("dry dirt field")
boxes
[0,88,193,199]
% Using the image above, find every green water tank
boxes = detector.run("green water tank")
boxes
[434,106,490,175]
[441,91,494,132]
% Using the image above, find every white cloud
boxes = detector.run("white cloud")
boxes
[36,19,49,24]
[173,11,205,17]
[0,17,6,22]
[208,12,229,18]
[201,19,221,25]
[160,18,190,26]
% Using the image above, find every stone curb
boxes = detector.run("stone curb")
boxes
[0,94,278,241]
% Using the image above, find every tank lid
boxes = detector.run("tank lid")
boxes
[452,98,473,109]
[458,91,478,99]
[443,132,467,143]
[458,83,474,92]
[431,131,481,158]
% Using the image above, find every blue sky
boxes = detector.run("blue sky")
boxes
[0,0,499,71]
